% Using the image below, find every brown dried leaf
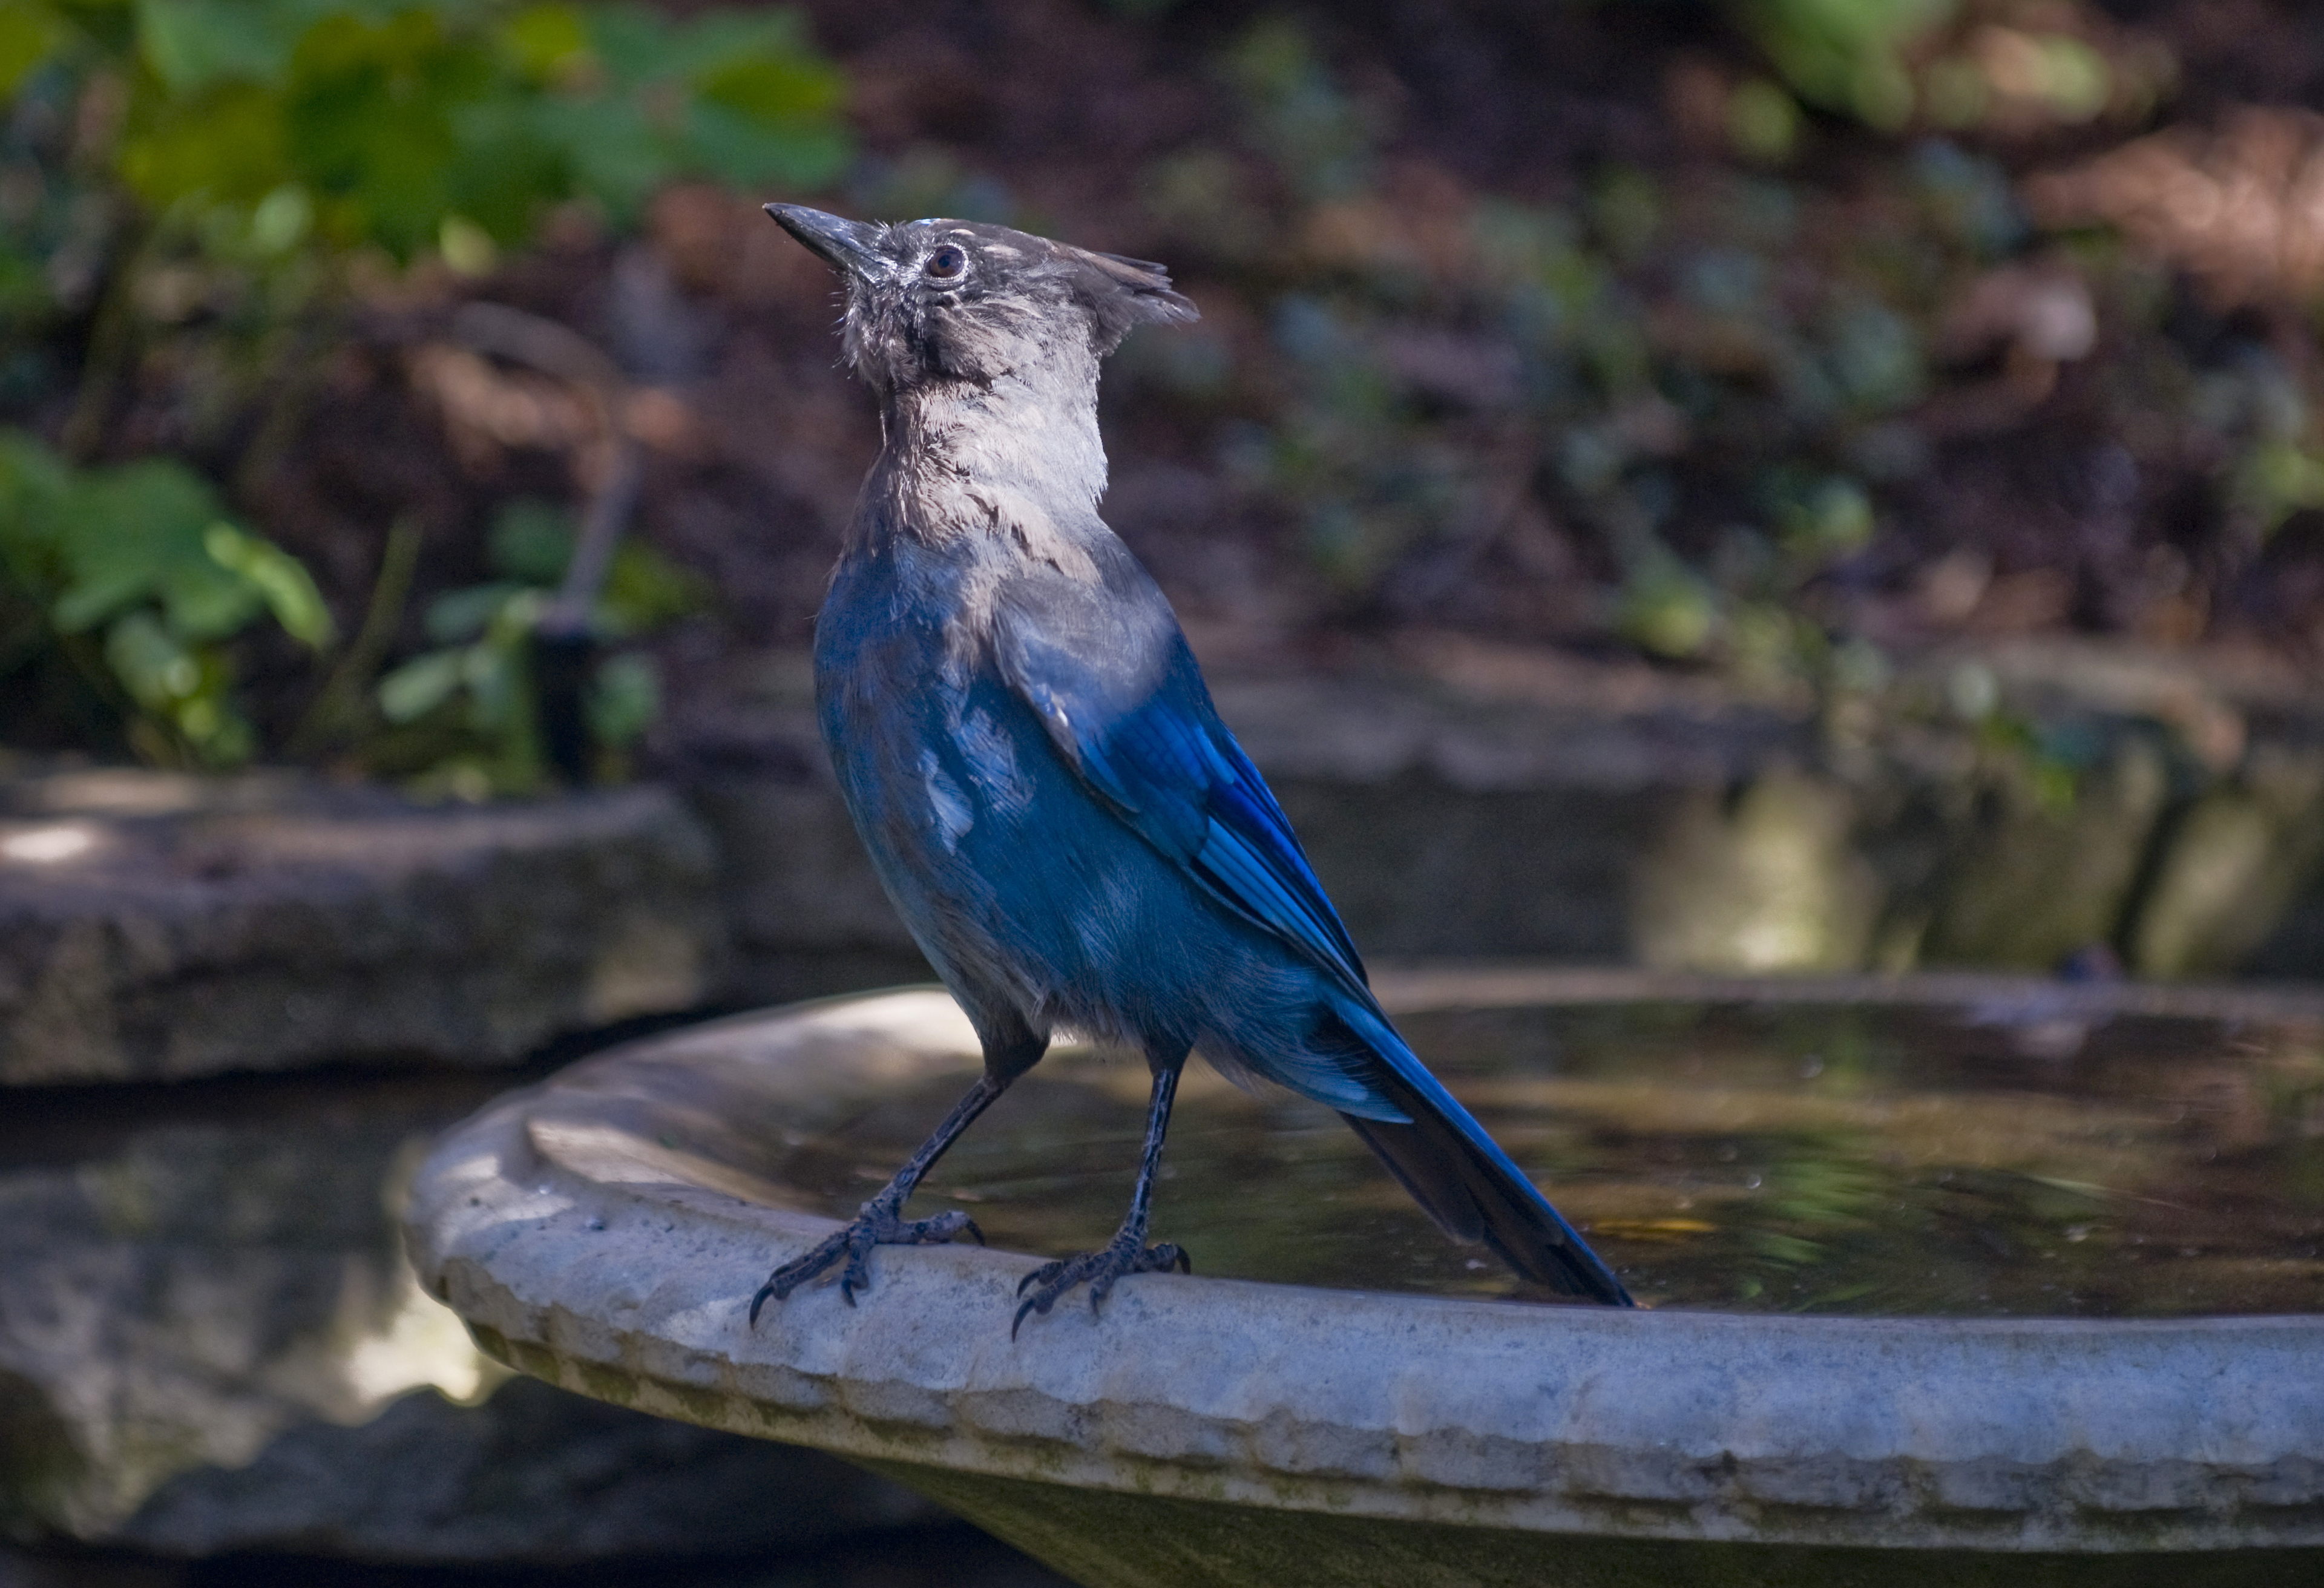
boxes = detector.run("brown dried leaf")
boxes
[2027,108,2324,306]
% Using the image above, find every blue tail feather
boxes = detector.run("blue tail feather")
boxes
[1325,999,1634,1305]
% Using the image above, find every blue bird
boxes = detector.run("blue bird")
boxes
[751,206,1633,1333]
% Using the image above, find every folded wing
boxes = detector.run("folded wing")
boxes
[995,599,1633,1305]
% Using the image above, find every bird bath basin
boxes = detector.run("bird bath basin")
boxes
[404,970,2324,1586]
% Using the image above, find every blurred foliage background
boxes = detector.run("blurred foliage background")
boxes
[2,0,2322,796]
[1,0,840,782]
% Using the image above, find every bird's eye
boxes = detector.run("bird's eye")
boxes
[925,245,967,280]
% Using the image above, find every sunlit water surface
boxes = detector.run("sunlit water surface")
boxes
[754,1000,2324,1317]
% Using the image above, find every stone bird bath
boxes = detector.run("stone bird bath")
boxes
[403,970,2324,1586]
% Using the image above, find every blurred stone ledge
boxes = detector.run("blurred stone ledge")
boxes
[0,775,727,1088]
[6,637,2323,1091]
[683,637,2324,992]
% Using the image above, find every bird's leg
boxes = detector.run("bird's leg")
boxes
[1013,1063,1190,1339]
[750,1071,1010,1323]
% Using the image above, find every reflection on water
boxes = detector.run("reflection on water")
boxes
[758,1001,2324,1318]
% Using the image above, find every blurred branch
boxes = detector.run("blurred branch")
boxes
[56,222,146,463]
[448,303,643,641]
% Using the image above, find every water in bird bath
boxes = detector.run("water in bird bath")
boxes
[748,996,2324,1318]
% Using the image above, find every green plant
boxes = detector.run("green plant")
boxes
[1731,0,1958,131]
[1725,1,2158,139]
[3,0,849,462]
[4,1,847,259]
[372,499,700,795]
[0,1,842,772]
[0,428,331,763]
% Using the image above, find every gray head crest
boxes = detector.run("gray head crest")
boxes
[766,205,1198,392]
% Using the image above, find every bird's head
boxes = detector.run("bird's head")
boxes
[766,205,1197,398]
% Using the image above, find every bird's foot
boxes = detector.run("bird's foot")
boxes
[749,1198,982,1324]
[1012,1235,1190,1338]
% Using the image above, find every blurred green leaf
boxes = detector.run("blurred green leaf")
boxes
[0,429,74,582]
[599,537,706,634]
[1733,0,1957,131]
[376,494,696,790]
[136,0,303,93]
[248,182,315,251]
[498,1,590,84]
[284,10,492,252]
[586,649,654,746]
[376,645,466,723]
[47,458,255,636]
[103,606,199,706]
[0,429,327,764]
[1618,553,1722,660]
[1727,78,1802,163]
[681,97,848,191]
[1776,475,1876,562]
[694,44,841,125]
[120,82,292,209]
[528,93,664,218]
[424,580,519,643]
[204,520,333,646]
[0,0,70,96]
[102,606,252,763]
[42,2,850,258]
[486,498,573,583]
[2236,439,2324,534]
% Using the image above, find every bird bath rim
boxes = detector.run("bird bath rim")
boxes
[402,970,2324,1564]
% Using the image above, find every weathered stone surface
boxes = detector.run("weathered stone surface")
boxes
[1920,736,2171,970]
[1629,766,1879,971]
[0,1064,945,1560]
[405,986,2324,1586]
[0,1066,507,1540]
[0,773,727,1086]
[1198,673,1814,964]
[2132,745,2324,977]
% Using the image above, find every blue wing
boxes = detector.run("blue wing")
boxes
[998,615,1367,997]
[993,582,1633,1305]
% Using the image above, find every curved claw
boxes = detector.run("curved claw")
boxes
[750,1225,852,1324]
[747,1204,982,1325]
[1009,1239,1191,1340]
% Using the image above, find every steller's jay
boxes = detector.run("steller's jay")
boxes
[751,206,1633,1334]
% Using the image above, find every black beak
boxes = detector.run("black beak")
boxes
[765,204,888,283]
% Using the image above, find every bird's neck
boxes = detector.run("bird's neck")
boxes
[866,361,1109,551]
